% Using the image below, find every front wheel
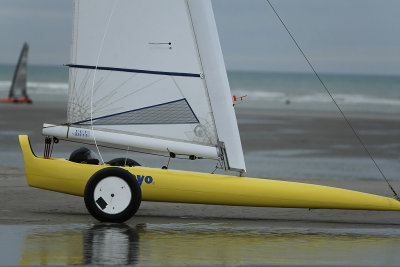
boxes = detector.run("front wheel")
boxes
[84,167,141,223]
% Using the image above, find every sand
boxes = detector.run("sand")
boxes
[1,102,400,227]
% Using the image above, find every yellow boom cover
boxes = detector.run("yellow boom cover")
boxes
[19,135,400,211]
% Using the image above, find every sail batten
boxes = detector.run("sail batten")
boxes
[66,64,202,78]
[187,1,246,171]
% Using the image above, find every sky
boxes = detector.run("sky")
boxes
[0,0,399,75]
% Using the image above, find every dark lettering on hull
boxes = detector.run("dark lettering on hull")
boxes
[133,174,154,186]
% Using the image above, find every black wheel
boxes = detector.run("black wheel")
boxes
[107,158,141,167]
[84,167,141,223]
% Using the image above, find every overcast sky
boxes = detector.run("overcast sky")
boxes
[0,0,399,75]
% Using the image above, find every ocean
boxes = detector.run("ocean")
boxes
[1,64,399,114]
[230,71,400,114]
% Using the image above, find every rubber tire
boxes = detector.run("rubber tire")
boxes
[84,167,141,223]
[107,158,141,167]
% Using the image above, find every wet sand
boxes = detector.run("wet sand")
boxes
[1,102,400,227]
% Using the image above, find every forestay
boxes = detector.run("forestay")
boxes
[44,0,246,172]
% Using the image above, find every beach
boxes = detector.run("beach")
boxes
[1,102,400,224]
[1,0,400,263]
[1,99,400,266]
[2,0,400,263]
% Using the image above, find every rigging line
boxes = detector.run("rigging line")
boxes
[90,0,118,165]
[94,74,137,112]
[102,76,167,108]
[124,145,129,166]
[171,76,185,99]
[265,0,400,200]
[81,71,113,117]
[72,70,91,115]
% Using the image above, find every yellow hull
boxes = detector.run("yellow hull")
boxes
[19,135,400,211]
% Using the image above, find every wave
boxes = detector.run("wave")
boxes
[0,80,68,94]
[0,80,398,107]
[232,89,400,106]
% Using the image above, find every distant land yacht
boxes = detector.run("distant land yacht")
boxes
[0,42,32,104]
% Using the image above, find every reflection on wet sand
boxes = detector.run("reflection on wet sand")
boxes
[83,224,140,265]
[20,224,139,266]
[16,222,400,266]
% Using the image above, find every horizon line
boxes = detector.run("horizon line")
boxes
[0,63,398,78]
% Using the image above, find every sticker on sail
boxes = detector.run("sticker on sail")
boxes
[71,129,91,138]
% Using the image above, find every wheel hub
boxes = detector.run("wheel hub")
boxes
[93,176,132,214]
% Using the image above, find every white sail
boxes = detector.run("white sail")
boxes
[44,0,245,172]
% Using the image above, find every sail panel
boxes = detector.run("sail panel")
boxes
[71,0,202,74]
[68,66,217,147]
[67,0,245,169]
[68,0,219,151]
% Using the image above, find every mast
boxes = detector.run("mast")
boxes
[187,1,246,172]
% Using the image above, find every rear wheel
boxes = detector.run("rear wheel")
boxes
[84,167,141,223]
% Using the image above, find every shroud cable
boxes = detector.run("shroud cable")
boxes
[265,0,399,200]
